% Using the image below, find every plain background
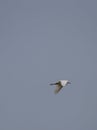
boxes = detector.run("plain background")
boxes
[0,0,97,130]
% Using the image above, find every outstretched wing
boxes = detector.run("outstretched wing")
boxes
[54,85,63,94]
[50,81,61,86]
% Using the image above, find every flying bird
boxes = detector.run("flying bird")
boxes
[50,80,71,94]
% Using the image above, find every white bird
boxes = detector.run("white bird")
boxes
[50,80,71,94]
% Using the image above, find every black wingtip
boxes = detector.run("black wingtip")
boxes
[50,83,56,85]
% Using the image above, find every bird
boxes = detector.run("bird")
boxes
[50,80,71,94]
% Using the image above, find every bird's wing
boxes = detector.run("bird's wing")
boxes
[54,85,63,94]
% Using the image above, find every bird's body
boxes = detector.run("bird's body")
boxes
[50,80,71,94]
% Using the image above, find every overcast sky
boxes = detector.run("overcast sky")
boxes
[0,0,97,130]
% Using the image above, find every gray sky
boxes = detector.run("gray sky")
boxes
[0,0,97,130]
